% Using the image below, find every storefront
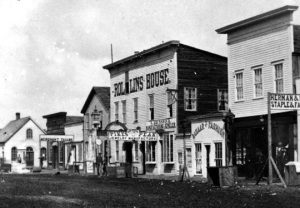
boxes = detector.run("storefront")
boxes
[189,113,228,178]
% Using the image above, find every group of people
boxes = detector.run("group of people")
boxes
[96,153,108,176]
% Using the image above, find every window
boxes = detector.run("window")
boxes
[167,92,173,117]
[60,143,64,162]
[254,68,263,98]
[41,147,47,160]
[275,63,283,93]
[215,142,222,167]
[149,94,154,120]
[235,71,244,100]
[184,87,197,111]
[11,147,17,161]
[146,141,156,162]
[162,134,173,162]
[26,128,33,139]
[125,71,129,94]
[178,152,183,166]
[26,147,34,166]
[133,98,138,122]
[186,148,192,168]
[122,100,126,124]
[116,140,119,161]
[217,89,228,111]
[134,142,139,161]
[115,102,119,121]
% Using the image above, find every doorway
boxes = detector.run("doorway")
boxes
[52,146,58,168]
[205,145,211,168]
[26,147,34,167]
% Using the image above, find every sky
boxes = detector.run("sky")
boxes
[0,0,299,129]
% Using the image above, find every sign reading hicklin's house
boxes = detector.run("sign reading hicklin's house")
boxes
[270,93,300,109]
[146,118,176,131]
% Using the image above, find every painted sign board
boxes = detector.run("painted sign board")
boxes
[270,93,300,110]
[40,135,74,142]
[146,118,176,131]
[107,129,158,141]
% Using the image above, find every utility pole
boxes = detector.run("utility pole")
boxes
[180,121,190,181]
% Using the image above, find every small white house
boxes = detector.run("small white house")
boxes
[0,113,46,170]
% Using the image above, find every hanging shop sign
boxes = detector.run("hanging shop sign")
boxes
[270,93,300,109]
[192,121,225,139]
[146,118,176,131]
[107,129,158,141]
[40,135,74,142]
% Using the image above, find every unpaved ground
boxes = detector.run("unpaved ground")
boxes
[0,174,300,208]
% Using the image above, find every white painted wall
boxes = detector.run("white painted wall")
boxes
[4,119,46,168]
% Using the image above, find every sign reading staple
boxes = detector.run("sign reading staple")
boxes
[40,135,74,141]
[270,94,300,109]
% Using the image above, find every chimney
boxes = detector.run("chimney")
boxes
[16,112,20,120]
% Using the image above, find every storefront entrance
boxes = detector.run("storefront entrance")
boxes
[52,145,58,168]
[26,147,34,167]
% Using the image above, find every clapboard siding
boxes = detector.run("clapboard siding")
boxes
[110,47,177,131]
[228,18,293,118]
[177,46,227,133]
[294,25,300,53]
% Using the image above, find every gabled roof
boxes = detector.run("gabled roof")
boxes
[216,5,298,34]
[0,117,45,144]
[103,40,226,70]
[81,87,110,114]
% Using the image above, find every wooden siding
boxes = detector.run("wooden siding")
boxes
[177,45,228,133]
[109,47,177,131]
[227,16,294,118]
[294,25,300,53]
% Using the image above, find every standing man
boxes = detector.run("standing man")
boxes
[96,153,103,176]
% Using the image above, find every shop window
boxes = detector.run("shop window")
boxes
[133,98,138,123]
[162,134,173,162]
[178,152,183,166]
[146,141,156,162]
[116,140,119,161]
[122,100,126,124]
[186,148,192,168]
[184,87,197,111]
[60,143,64,163]
[115,102,119,121]
[26,128,33,139]
[274,63,283,93]
[215,142,222,167]
[41,147,46,160]
[149,94,154,120]
[11,147,17,161]
[235,71,244,101]
[133,141,139,161]
[253,67,263,98]
[217,89,228,111]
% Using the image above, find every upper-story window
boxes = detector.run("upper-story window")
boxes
[274,63,283,93]
[167,91,174,118]
[133,98,138,123]
[26,128,33,139]
[235,71,244,101]
[122,100,126,124]
[125,71,129,94]
[253,67,263,98]
[115,101,119,121]
[149,94,154,120]
[217,89,228,111]
[184,87,197,111]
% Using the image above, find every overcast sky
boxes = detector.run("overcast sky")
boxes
[0,0,299,128]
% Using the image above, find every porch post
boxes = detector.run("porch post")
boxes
[296,79,300,161]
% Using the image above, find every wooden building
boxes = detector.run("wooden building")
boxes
[103,41,227,176]
[216,5,300,177]
[0,113,46,172]
[42,112,83,169]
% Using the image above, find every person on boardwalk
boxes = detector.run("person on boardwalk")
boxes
[102,157,108,176]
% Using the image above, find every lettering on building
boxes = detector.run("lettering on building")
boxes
[114,68,170,97]
[270,94,300,109]
[146,118,176,131]
[192,121,225,139]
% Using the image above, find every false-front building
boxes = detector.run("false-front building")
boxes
[217,5,300,177]
[103,41,227,176]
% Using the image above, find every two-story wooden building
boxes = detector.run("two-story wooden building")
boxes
[216,5,300,177]
[103,41,227,176]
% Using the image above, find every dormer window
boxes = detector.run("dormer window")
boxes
[26,128,33,139]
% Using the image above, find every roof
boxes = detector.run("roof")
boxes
[65,116,84,125]
[103,40,226,70]
[187,111,235,121]
[216,5,298,34]
[0,117,45,144]
[43,112,67,118]
[80,87,110,114]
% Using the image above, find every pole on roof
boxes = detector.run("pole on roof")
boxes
[111,44,113,63]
